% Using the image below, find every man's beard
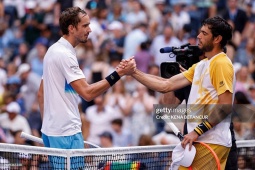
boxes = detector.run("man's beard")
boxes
[79,39,88,43]
[201,42,214,52]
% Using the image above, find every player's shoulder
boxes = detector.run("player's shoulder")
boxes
[48,42,68,54]
[212,52,232,63]
[45,42,71,61]
[210,53,233,68]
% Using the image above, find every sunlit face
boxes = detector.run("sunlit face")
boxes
[163,26,173,39]
[73,13,91,44]
[228,0,238,9]
[197,25,214,52]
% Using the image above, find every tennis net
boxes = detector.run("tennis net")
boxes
[0,140,254,170]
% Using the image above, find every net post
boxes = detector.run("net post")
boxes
[66,150,71,170]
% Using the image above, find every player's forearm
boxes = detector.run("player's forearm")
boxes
[208,104,232,126]
[132,69,170,93]
[82,80,111,101]
[209,91,233,126]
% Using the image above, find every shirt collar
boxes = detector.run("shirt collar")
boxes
[58,37,76,55]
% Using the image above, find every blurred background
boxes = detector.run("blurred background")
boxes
[0,1,254,166]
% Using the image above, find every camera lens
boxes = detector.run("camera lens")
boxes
[160,62,180,78]
[165,65,178,78]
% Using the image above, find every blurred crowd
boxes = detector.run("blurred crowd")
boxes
[0,0,254,159]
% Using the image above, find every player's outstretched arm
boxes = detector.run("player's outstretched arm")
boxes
[70,57,136,102]
[131,68,191,93]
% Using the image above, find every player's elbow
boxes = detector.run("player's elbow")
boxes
[82,96,93,102]
[81,93,94,102]
[159,81,171,93]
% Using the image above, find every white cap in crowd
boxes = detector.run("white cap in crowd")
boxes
[108,21,123,30]
[17,63,30,76]
[155,0,165,4]
[6,102,21,114]
[18,153,32,159]
[25,0,37,9]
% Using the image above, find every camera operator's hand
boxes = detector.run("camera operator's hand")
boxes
[179,64,186,72]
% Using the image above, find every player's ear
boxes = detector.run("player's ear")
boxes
[214,35,222,45]
[68,25,75,34]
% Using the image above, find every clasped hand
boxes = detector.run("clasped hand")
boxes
[116,57,136,76]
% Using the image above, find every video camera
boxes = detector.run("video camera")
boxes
[160,43,203,78]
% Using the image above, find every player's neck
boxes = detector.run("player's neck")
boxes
[62,35,77,47]
[205,48,223,60]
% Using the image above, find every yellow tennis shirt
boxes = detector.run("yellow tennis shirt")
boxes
[183,52,235,147]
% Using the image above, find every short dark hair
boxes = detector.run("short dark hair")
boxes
[111,118,123,126]
[59,7,87,35]
[201,16,232,48]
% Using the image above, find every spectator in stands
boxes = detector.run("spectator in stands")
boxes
[0,101,32,143]
[134,41,153,73]
[0,20,15,60]
[89,52,110,84]
[27,103,42,146]
[245,121,255,140]
[6,62,17,78]
[29,39,47,77]
[152,125,180,145]
[12,42,30,65]
[37,0,56,26]
[222,0,248,34]
[105,79,132,130]
[248,85,255,106]
[237,155,253,170]
[123,75,138,95]
[18,152,32,170]
[106,20,126,61]
[17,63,41,114]
[126,83,157,145]
[170,2,191,36]
[147,64,161,99]
[26,37,49,64]
[85,0,107,54]
[99,131,114,148]
[85,94,121,145]
[232,115,249,140]
[123,22,148,59]
[233,91,254,140]
[149,23,181,66]
[125,1,148,29]
[20,0,45,47]
[5,76,21,100]
[138,134,155,146]
[146,0,166,39]
[76,38,96,70]
[110,118,132,147]
[106,1,126,23]
[235,65,254,95]
[12,130,29,145]
[235,37,254,66]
